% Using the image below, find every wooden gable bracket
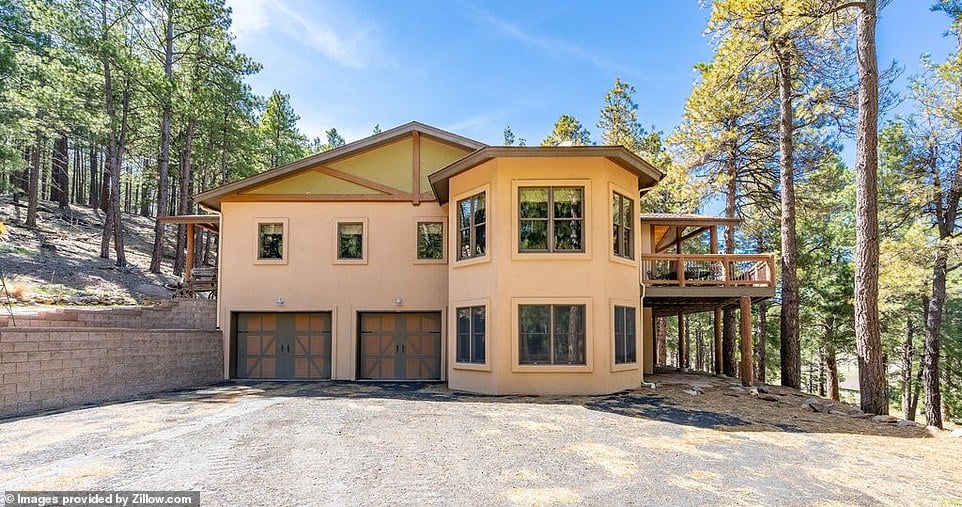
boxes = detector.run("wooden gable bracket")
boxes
[311,165,406,196]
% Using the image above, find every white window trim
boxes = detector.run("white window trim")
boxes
[253,217,289,265]
[511,179,592,261]
[609,182,638,267]
[451,298,491,372]
[412,217,447,265]
[610,298,640,372]
[452,183,491,268]
[333,218,369,265]
[511,296,594,373]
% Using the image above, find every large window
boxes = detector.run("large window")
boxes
[417,221,444,260]
[519,304,586,365]
[612,192,633,259]
[337,222,364,260]
[457,192,486,260]
[613,306,637,364]
[257,223,284,260]
[456,306,486,364]
[519,187,583,252]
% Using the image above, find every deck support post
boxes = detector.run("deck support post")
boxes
[739,296,753,386]
[678,313,688,371]
[185,223,195,280]
[714,307,723,375]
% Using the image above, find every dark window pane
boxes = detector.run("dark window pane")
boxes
[553,220,582,251]
[474,194,485,224]
[520,220,548,250]
[613,197,621,226]
[417,222,444,259]
[456,308,471,363]
[474,224,486,255]
[458,199,471,229]
[552,305,585,364]
[519,187,548,218]
[519,305,550,364]
[257,223,284,259]
[337,223,363,259]
[553,188,583,218]
[625,307,636,363]
[472,306,486,363]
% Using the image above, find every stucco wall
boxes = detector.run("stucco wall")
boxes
[447,156,644,395]
[217,201,450,380]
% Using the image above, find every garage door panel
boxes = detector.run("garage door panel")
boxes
[358,312,441,381]
[235,312,331,380]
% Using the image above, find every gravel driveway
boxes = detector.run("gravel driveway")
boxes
[1,381,959,506]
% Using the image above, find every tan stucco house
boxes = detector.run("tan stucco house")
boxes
[191,122,775,395]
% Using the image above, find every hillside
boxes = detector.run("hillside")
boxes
[0,195,181,305]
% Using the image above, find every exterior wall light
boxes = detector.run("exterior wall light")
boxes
[275,297,285,305]
[393,297,403,306]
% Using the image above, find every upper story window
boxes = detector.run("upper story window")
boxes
[519,187,583,252]
[612,192,633,259]
[457,192,486,260]
[257,223,284,260]
[417,221,444,260]
[518,304,586,365]
[337,222,364,260]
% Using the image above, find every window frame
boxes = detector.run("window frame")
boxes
[452,299,490,371]
[512,179,591,261]
[608,182,637,267]
[332,218,369,265]
[253,217,288,265]
[455,304,487,366]
[453,185,490,266]
[613,305,637,365]
[612,191,634,260]
[517,186,586,253]
[413,218,447,264]
[610,299,640,372]
[511,297,593,373]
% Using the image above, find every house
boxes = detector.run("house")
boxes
[190,121,775,395]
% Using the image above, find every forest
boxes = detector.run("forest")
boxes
[0,0,960,428]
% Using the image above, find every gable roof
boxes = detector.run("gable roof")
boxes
[194,121,486,211]
[428,146,664,204]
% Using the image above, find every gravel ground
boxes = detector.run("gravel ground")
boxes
[1,380,960,507]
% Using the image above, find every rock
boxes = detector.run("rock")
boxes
[802,398,825,412]
[757,393,779,402]
[829,410,849,416]
[682,389,700,396]
[814,403,835,414]
[950,429,962,438]
[871,415,898,424]
[897,419,918,428]
[729,386,747,393]
[135,283,170,298]
[756,385,770,394]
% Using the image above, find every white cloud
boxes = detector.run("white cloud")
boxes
[226,0,381,70]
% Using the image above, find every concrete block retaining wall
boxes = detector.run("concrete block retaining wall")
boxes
[0,300,223,419]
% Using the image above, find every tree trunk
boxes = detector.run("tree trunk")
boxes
[149,4,175,274]
[923,247,947,429]
[818,346,826,397]
[174,117,197,277]
[853,0,887,415]
[723,150,738,374]
[656,317,666,367]
[696,328,705,372]
[723,311,736,376]
[902,317,916,420]
[25,130,42,229]
[89,145,99,209]
[826,342,840,402]
[775,41,800,390]
[51,135,69,209]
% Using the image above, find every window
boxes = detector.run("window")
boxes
[337,222,363,259]
[519,187,583,252]
[456,306,486,364]
[257,223,284,260]
[613,306,636,364]
[612,192,633,259]
[417,221,444,260]
[457,192,486,260]
[519,304,586,365]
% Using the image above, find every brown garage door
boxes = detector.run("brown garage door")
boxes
[358,312,442,380]
[234,312,332,379]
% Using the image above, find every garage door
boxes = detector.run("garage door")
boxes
[234,312,332,379]
[358,312,442,380]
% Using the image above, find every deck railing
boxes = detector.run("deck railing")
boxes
[640,254,775,288]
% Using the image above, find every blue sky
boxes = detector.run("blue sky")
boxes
[226,0,957,148]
